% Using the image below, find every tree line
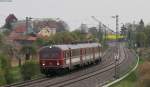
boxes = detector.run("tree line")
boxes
[121,19,150,87]
[121,19,150,48]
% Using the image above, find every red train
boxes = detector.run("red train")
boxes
[39,42,102,75]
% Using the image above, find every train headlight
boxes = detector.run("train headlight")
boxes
[42,63,45,66]
[56,62,60,65]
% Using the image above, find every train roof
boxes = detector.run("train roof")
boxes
[40,43,101,51]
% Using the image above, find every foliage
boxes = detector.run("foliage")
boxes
[35,31,96,45]
[0,70,6,86]
[56,20,69,32]
[4,69,14,84]
[124,20,150,48]
[3,14,17,30]
[35,37,47,46]
[20,60,40,80]
[0,54,10,70]
[0,54,14,84]
[120,24,127,36]
[1,44,17,58]
[0,34,3,45]
[135,32,147,47]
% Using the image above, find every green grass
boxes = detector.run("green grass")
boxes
[11,67,23,82]
[110,71,137,87]
[0,66,22,85]
[0,65,43,85]
[139,58,144,64]
[110,57,145,87]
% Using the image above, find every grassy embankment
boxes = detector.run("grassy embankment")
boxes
[110,49,146,87]
[0,60,43,86]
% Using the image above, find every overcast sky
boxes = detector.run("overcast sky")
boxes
[0,0,150,31]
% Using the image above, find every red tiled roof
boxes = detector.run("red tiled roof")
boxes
[14,24,26,33]
[8,31,20,40]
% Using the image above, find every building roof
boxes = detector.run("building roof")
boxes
[14,24,26,33]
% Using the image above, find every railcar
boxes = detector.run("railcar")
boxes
[39,42,102,75]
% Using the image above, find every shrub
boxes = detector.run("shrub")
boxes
[4,69,14,84]
[0,54,14,84]
[0,70,6,86]
[20,60,40,80]
[0,54,10,70]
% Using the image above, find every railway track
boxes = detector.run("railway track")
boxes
[4,77,49,87]
[18,46,119,87]
[5,45,122,87]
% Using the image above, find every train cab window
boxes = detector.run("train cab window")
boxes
[39,47,61,59]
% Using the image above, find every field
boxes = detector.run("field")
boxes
[106,34,124,40]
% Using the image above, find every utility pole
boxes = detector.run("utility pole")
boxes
[104,24,107,42]
[114,46,120,79]
[112,15,120,79]
[25,17,29,35]
[25,17,33,35]
[132,21,136,48]
[91,16,103,42]
[112,15,119,41]
[116,15,119,40]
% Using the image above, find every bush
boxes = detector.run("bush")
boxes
[4,69,14,84]
[20,61,40,80]
[0,54,10,70]
[0,70,6,86]
[0,54,14,84]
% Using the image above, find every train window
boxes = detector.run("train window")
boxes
[39,47,60,59]
[67,51,70,58]
[82,49,84,55]
[95,47,97,53]
[86,48,90,54]
[89,48,91,54]
[72,49,80,57]
[95,47,98,53]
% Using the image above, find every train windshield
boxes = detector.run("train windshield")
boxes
[39,47,61,59]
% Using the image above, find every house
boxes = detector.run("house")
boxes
[37,26,56,37]
[8,18,68,45]
[8,21,37,45]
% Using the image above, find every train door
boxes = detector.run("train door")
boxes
[80,48,83,66]
[93,47,95,61]
[63,51,67,65]
[69,48,73,69]
[85,48,87,63]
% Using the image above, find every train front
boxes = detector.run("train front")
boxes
[39,46,64,75]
